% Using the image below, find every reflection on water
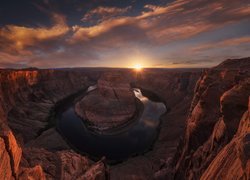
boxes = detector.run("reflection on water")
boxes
[57,86,166,161]
[87,85,97,92]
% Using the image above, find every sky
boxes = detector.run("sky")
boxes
[0,0,250,68]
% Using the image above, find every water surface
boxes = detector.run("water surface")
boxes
[57,86,166,161]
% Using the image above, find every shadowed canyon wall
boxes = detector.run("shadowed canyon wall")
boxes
[0,69,107,179]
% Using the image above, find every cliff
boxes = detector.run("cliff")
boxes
[173,57,250,179]
[110,69,201,179]
[0,58,248,179]
[0,69,92,143]
[0,69,108,179]
[201,97,250,180]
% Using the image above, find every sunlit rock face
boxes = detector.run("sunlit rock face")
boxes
[173,58,250,179]
[75,72,137,132]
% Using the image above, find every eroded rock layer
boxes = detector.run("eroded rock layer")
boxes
[173,58,250,179]
[75,72,137,132]
[0,69,108,179]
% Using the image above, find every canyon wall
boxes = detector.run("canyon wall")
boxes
[0,58,249,179]
[110,69,201,179]
[0,69,93,143]
[0,69,108,179]
[173,58,250,179]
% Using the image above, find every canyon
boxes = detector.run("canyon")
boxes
[75,72,137,133]
[0,58,249,179]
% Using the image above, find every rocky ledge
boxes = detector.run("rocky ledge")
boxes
[75,72,137,132]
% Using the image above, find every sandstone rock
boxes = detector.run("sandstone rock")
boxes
[26,128,70,151]
[77,160,106,180]
[0,122,22,178]
[75,72,137,132]
[21,148,59,179]
[174,57,250,179]
[21,148,107,179]
[58,150,92,179]
[18,165,46,180]
[0,137,12,179]
[0,69,93,143]
[201,97,250,180]
[98,72,135,103]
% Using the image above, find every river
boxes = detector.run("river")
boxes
[57,86,166,161]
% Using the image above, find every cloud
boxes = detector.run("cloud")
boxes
[81,6,132,23]
[0,13,69,55]
[71,0,250,46]
[192,36,250,52]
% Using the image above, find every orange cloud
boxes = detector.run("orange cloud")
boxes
[0,13,69,55]
[70,17,132,43]
[70,0,250,45]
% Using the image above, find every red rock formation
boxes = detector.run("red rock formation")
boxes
[0,122,22,179]
[18,165,46,180]
[0,69,107,180]
[0,121,46,179]
[21,148,107,179]
[0,69,93,143]
[0,134,12,179]
[174,58,250,179]
[75,72,137,132]
[201,97,250,180]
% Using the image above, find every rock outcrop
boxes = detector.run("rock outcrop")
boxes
[0,121,46,179]
[75,72,137,132]
[201,97,250,180]
[173,57,250,179]
[0,121,107,180]
[21,148,107,179]
[0,69,108,180]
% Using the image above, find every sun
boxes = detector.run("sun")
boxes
[133,64,143,71]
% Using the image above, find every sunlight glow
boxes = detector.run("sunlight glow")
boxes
[133,64,143,71]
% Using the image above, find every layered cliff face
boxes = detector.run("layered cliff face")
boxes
[75,72,137,132]
[0,69,92,143]
[0,69,108,179]
[0,121,107,179]
[201,97,250,180]
[174,58,250,179]
[110,69,201,179]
